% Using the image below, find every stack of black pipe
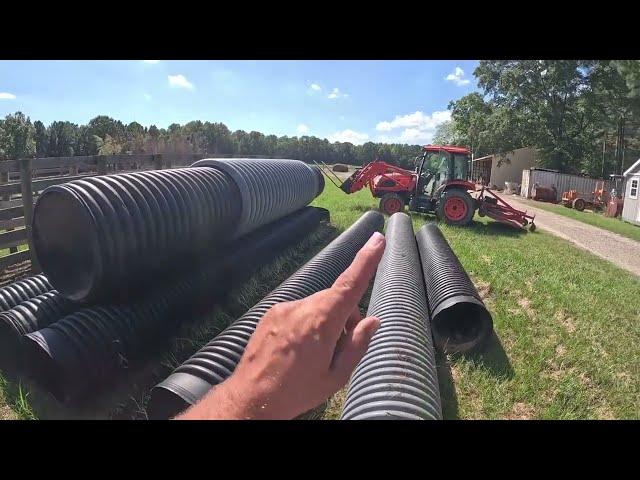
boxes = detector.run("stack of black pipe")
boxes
[0,275,52,312]
[0,290,76,372]
[32,159,324,304]
[341,213,442,420]
[147,210,385,420]
[23,206,329,403]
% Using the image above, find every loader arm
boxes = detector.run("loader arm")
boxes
[340,161,415,194]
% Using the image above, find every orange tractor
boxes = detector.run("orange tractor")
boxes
[316,145,536,231]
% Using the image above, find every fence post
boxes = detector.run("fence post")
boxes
[1,171,18,254]
[165,155,173,170]
[154,154,164,170]
[19,158,40,273]
[97,155,107,175]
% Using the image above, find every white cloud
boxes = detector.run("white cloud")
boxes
[310,83,321,91]
[168,74,194,90]
[328,87,348,99]
[297,124,310,134]
[375,110,451,144]
[142,60,160,64]
[143,93,152,101]
[328,129,369,145]
[0,92,16,100]
[445,66,471,86]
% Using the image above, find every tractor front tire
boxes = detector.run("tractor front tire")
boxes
[379,193,405,216]
[436,189,475,226]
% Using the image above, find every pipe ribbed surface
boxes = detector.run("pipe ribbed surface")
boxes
[0,275,52,312]
[341,213,442,420]
[147,210,384,420]
[416,223,493,354]
[0,291,75,372]
[192,158,324,238]
[21,207,330,403]
[32,167,242,303]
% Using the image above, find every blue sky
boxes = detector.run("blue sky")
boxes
[0,60,479,145]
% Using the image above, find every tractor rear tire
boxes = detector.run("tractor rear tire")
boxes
[379,193,405,216]
[436,189,475,226]
[573,198,586,211]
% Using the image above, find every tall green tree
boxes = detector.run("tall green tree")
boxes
[47,121,79,157]
[0,112,36,160]
[34,120,48,157]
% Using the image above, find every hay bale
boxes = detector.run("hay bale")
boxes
[332,164,349,172]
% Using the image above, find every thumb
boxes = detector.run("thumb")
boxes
[330,316,381,386]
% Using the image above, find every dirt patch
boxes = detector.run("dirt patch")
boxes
[0,403,18,420]
[555,344,567,357]
[516,296,536,318]
[475,281,492,301]
[505,402,536,420]
[555,310,576,333]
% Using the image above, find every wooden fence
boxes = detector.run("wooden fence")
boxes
[0,153,209,276]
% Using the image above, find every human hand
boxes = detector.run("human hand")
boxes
[177,231,386,420]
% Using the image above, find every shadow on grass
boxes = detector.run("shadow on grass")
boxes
[352,205,381,214]
[414,214,530,238]
[465,330,514,380]
[436,352,459,419]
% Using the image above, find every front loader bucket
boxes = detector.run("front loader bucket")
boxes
[340,178,354,194]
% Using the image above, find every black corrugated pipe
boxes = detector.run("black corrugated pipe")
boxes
[415,223,493,354]
[32,167,242,303]
[0,274,52,312]
[0,291,76,373]
[311,165,325,196]
[191,158,324,238]
[341,213,442,420]
[21,207,330,403]
[146,210,384,420]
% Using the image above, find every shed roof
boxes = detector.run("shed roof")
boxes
[623,158,640,177]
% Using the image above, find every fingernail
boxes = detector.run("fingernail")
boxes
[366,232,385,248]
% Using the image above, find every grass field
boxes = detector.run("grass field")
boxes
[1,179,639,420]
[514,196,640,243]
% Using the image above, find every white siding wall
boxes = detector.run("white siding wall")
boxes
[621,175,640,224]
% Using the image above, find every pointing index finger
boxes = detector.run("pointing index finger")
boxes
[326,231,385,327]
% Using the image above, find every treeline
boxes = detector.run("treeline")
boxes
[0,113,422,169]
[432,60,640,177]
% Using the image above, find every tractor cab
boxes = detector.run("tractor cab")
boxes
[416,145,471,196]
[411,145,473,214]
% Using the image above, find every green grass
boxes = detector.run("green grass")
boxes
[312,181,639,419]
[1,179,638,420]
[514,196,640,243]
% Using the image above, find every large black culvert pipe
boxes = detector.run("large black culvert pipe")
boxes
[416,223,493,354]
[311,165,325,195]
[0,274,52,312]
[192,158,324,238]
[21,207,330,403]
[147,210,385,420]
[341,213,442,420]
[0,291,76,373]
[32,167,242,303]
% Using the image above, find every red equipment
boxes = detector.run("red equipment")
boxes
[317,145,535,231]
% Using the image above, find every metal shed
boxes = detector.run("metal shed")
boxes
[621,158,640,225]
[520,168,612,202]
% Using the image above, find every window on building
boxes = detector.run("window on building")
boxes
[631,179,639,199]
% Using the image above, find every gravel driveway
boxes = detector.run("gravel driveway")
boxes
[506,195,640,277]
